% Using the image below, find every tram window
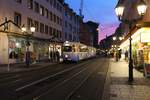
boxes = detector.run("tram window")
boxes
[63,46,72,52]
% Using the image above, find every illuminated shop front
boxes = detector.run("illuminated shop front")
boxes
[120,26,150,68]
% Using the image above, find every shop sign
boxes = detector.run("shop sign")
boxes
[144,63,150,77]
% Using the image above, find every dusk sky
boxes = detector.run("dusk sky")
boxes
[65,0,120,42]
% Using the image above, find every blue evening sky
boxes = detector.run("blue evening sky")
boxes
[65,0,120,41]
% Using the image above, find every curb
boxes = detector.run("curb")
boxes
[101,59,111,100]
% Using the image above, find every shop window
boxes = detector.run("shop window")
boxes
[14,12,21,26]
[27,0,33,9]
[40,5,44,16]
[40,23,44,33]
[34,1,39,13]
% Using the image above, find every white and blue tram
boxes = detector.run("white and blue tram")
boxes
[63,41,96,62]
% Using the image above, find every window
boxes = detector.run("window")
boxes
[27,0,33,9]
[49,27,52,36]
[50,12,53,21]
[34,2,39,13]
[63,46,72,52]
[27,18,33,30]
[40,5,44,16]
[57,3,59,10]
[56,30,59,38]
[53,14,56,23]
[53,0,56,8]
[40,23,44,33]
[57,16,59,24]
[59,6,62,12]
[16,0,22,3]
[34,20,39,32]
[60,18,62,25]
[45,25,48,34]
[65,21,67,28]
[53,28,56,36]
[45,9,49,18]
[14,12,21,26]
[50,0,53,5]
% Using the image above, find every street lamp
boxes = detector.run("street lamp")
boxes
[115,0,147,82]
[21,23,35,67]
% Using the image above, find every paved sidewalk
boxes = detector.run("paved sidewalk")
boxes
[110,59,150,100]
[0,62,56,74]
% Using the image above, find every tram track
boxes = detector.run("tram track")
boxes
[32,59,105,100]
[0,59,93,99]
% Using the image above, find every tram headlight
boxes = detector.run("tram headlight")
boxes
[65,55,68,58]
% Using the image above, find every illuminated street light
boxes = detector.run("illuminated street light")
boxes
[21,24,26,32]
[113,37,117,41]
[115,0,147,82]
[21,23,35,67]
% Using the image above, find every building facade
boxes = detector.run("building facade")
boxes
[79,22,93,46]
[85,21,99,48]
[117,0,150,68]
[63,3,80,42]
[0,0,64,64]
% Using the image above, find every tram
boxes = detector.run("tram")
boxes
[63,41,96,62]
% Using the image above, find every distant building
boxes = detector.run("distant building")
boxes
[79,21,99,47]
[85,21,99,48]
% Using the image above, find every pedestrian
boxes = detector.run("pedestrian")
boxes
[56,51,60,62]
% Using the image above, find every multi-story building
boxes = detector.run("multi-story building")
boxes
[79,22,93,46]
[63,3,80,42]
[116,0,150,68]
[85,21,99,48]
[0,0,64,64]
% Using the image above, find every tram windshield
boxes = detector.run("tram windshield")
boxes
[63,46,72,52]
